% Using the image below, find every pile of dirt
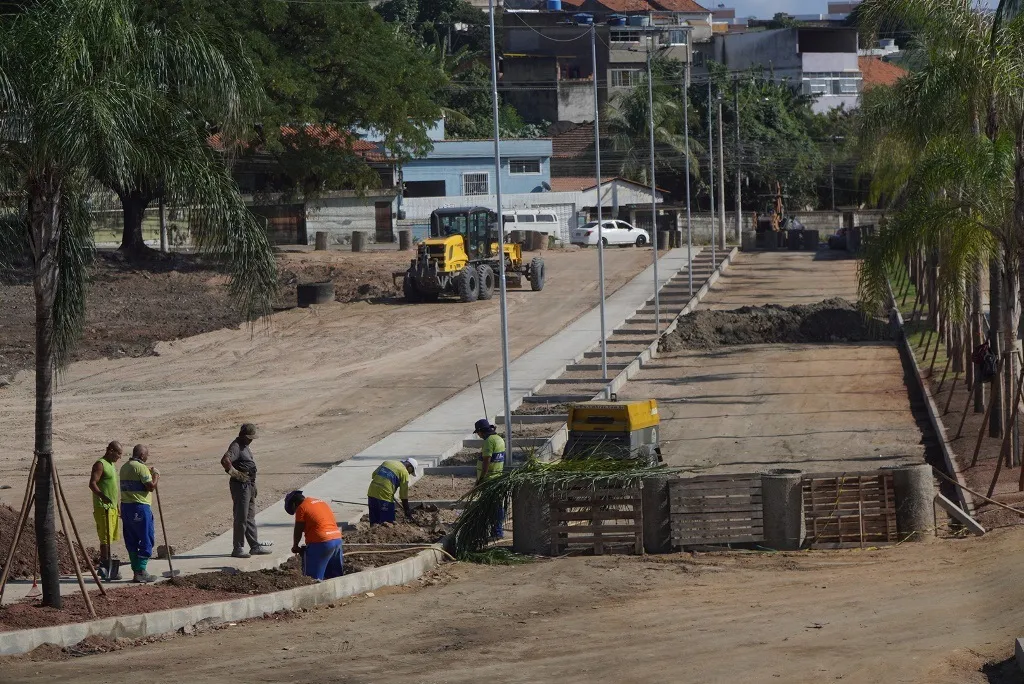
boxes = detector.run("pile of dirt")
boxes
[0,505,96,579]
[170,558,314,595]
[660,298,890,352]
[0,583,239,632]
[275,254,404,305]
[512,402,572,416]
[408,475,475,502]
[348,509,452,546]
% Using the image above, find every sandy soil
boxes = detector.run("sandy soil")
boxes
[7,528,1024,683]
[0,249,654,552]
[617,250,926,475]
[408,475,475,501]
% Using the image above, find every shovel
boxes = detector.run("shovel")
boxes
[155,488,180,578]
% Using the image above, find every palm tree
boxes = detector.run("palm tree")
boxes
[0,0,277,606]
[604,72,699,187]
[857,0,1024,442]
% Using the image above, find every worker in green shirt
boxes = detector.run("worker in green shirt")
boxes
[474,419,506,539]
[366,458,418,525]
[88,441,123,579]
[120,444,160,583]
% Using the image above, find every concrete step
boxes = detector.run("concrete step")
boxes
[497,413,569,424]
[565,363,630,372]
[463,436,551,449]
[611,328,658,335]
[547,377,613,384]
[522,393,597,403]
[583,350,643,358]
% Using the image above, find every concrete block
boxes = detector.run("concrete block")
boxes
[641,475,671,553]
[891,463,936,541]
[512,481,551,556]
[761,470,804,550]
[935,493,985,536]
[1015,638,1024,674]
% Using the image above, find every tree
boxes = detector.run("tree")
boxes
[856,0,1024,442]
[0,0,277,606]
[114,0,447,247]
[767,12,799,29]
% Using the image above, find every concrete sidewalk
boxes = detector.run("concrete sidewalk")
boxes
[2,247,696,604]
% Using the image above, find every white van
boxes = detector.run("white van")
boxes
[502,210,560,241]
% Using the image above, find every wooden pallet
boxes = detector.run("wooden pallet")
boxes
[670,474,764,547]
[803,472,897,549]
[548,484,643,556]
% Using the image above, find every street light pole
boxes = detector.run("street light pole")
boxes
[646,37,660,336]
[734,78,742,241]
[487,0,513,454]
[706,78,716,267]
[682,61,693,296]
[716,92,726,248]
[590,22,607,380]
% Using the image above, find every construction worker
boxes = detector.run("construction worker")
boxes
[284,491,343,581]
[473,419,506,539]
[119,444,159,583]
[89,441,123,579]
[366,458,418,525]
[220,423,272,559]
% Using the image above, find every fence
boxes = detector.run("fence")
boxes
[547,482,644,556]
[669,474,764,547]
[802,472,898,549]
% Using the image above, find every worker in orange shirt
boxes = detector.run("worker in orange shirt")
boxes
[284,490,343,581]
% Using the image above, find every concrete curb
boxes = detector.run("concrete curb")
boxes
[0,544,445,656]
[888,282,974,514]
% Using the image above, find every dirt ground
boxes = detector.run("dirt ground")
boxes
[408,474,475,501]
[7,528,1024,683]
[0,248,653,552]
[0,505,96,579]
[617,251,926,474]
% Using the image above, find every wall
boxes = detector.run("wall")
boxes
[670,209,884,244]
[304,194,398,244]
[504,57,560,124]
[558,80,597,124]
[802,52,858,71]
[402,139,553,196]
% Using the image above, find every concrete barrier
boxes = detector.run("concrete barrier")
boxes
[891,463,936,541]
[0,545,446,656]
[511,482,550,556]
[641,475,672,553]
[761,470,805,550]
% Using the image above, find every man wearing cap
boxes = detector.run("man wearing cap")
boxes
[285,491,343,581]
[366,458,418,525]
[220,423,271,559]
[89,441,123,579]
[120,444,159,583]
[474,419,506,539]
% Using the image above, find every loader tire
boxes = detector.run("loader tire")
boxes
[403,274,422,303]
[477,264,495,300]
[459,266,479,302]
[529,257,545,291]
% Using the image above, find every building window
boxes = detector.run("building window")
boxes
[463,172,489,195]
[802,71,862,97]
[667,29,687,45]
[509,159,541,175]
[610,29,641,43]
[610,68,642,88]
[692,51,706,67]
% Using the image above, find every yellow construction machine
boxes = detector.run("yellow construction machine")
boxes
[396,207,546,303]
[563,398,663,466]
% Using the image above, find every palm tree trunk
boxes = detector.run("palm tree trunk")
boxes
[927,249,939,330]
[1004,260,1019,464]
[118,189,152,254]
[972,261,985,412]
[990,257,1004,438]
[27,171,62,608]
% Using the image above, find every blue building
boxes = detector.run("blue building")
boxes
[401,139,553,198]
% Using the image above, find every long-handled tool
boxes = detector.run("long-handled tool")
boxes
[475,364,489,420]
[154,488,179,578]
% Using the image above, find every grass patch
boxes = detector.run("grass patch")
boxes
[462,548,534,565]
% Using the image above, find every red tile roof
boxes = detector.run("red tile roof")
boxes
[550,176,615,192]
[552,122,595,159]
[859,56,907,90]
[562,0,709,12]
[208,125,392,162]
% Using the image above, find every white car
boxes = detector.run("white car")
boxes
[570,220,651,247]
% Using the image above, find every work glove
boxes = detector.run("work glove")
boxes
[227,467,250,483]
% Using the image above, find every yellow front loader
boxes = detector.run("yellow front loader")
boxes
[395,207,546,303]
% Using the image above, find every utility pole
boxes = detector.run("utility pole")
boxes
[716,91,726,247]
[646,37,660,335]
[707,78,716,259]
[683,61,693,296]
[486,0,513,458]
[589,20,607,380]
[159,196,168,253]
[733,78,742,240]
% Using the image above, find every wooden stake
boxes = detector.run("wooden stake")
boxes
[0,456,37,605]
[987,366,1024,496]
[50,459,95,618]
[943,372,960,414]
[52,462,105,596]
[956,380,975,439]
[937,356,952,393]
[972,358,1003,466]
